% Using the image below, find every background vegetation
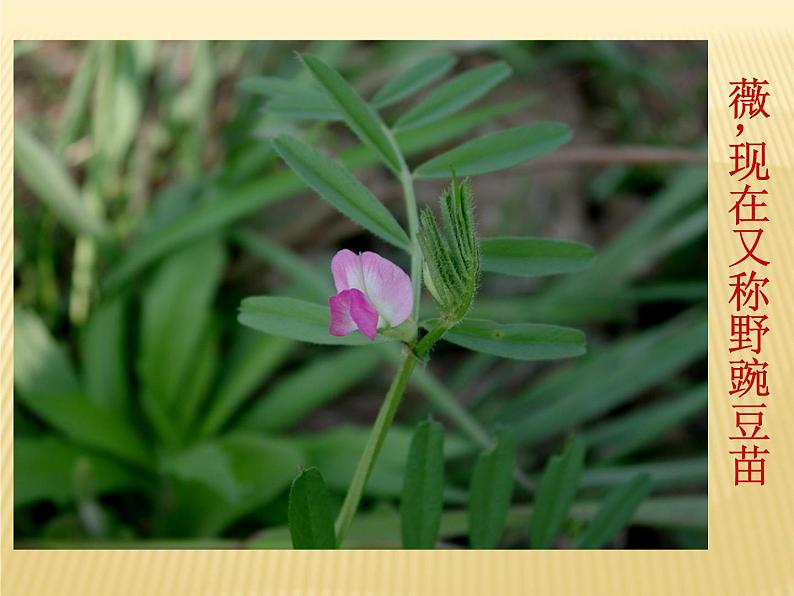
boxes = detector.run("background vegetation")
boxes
[13,40,707,548]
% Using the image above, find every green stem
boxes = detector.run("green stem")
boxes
[385,123,421,321]
[399,168,422,321]
[414,318,451,358]
[332,130,428,546]
[334,348,417,546]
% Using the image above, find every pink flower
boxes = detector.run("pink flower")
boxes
[328,249,413,340]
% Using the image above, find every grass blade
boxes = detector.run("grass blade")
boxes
[468,430,515,549]
[298,425,470,502]
[168,433,304,537]
[241,347,383,432]
[289,467,337,549]
[199,329,295,439]
[57,42,100,153]
[577,474,652,549]
[80,297,130,414]
[498,312,707,445]
[401,419,445,549]
[239,75,303,96]
[414,123,571,178]
[138,239,225,444]
[14,309,150,467]
[14,124,107,238]
[584,384,707,462]
[163,441,240,503]
[248,496,706,549]
[530,437,585,549]
[579,457,707,492]
[15,436,140,508]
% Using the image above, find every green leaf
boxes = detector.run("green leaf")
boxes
[414,123,571,178]
[468,430,515,549]
[267,91,340,121]
[232,230,332,299]
[372,54,456,108]
[80,297,129,414]
[199,328,295,439]
[164,433,304,537]
[138,238,225,444]
[104,101,534,291]
[238,76,333,116]
[272,135,409,249]
[15,436,140,508]
[14,309,80,398]
[239,75,300,96]
[394,62,511,131]
[241,347,383,432]
[297,426,470,502]
[530,437,585,549]
[248,496,706,550]
[480,236,594,278]
[163,441,240,503]
[401,419,445,549]
[288,467,337,549]
[14,124,107,238]
[177,323,219,436]
[552,166,707,295]
[239,296,392,346]
[579,457,706,493]
[57,41,100,152]
[577,474,652,549]
[14,309,150,467]
[104,171,303,291]
[92,42,145,168]
[499,313,706,445]
[584,384,706,462]
[425,318,586,361]
[395,98,538,157]
[300,53,402,173]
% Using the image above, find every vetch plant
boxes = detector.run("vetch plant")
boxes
[13,41,708,550]
[237,52,600,548]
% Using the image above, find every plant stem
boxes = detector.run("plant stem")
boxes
[385,123,421,321]
[414,318,451,358]
[332,131,428,545]
[334,347,417,546]
[399,168,422,321]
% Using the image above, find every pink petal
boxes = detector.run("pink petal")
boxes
[359,251,412,327]
[331,249,365,293]
[330,249,413,328]
[348,289,379,340]
[328,288,379,340]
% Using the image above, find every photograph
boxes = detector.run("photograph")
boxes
[13,40,707,550]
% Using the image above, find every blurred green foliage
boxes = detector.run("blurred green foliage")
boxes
[13,40,707,548]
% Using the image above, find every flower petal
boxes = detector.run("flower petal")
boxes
[328,288,379,340]
[330,249,413,328]
[360,251,413,327]
[331,249,365,293]
[348,289,379,340]
[328,291,357,337]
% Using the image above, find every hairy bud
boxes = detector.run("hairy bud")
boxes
[417,175,480,322]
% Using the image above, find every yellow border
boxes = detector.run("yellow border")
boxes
[3,3,794,594]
